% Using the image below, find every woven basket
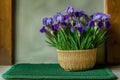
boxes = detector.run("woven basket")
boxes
[57,48,97,71]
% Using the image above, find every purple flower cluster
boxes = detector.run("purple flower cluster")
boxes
[40,6,111,33]
[88,12,111,28]
[90,12,110,21]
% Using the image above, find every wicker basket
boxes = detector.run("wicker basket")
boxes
[57,48,97,71]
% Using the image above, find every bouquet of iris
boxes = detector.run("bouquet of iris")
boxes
[40,6,111,50]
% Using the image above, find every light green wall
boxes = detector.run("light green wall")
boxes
[15,0,105,64]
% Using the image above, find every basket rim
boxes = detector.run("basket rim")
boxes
[57,48,97,52]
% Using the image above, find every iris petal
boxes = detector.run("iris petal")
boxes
[105,21,111,28]
[75,10,85,17]
[54,24,59,30]
[98,21,103,28]
[89,20,95,27]
[78,26,86,33]
[40,26,46,33]
[71,26,75,32]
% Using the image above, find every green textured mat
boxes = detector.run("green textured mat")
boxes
[2,64,117,80]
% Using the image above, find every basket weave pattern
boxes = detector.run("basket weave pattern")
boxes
[57,49,97,71]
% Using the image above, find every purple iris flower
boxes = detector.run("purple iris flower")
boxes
[51,26,57,32]
[71,26,75,32]
[65,6,74,14]
[53,13,64,22]
[75,23,82,28]
[75,10,85,17]
[101,14,110,21]
[78,26,86,33]
[64,15,69,20]
[71,23,81,33]
[61,22,67,27]
[65,19,71,25]
[54,24,59,30]
[98,21,103,28]
[71,23,86,33]
[91,12,102,21]
[40,26,46,33]
[42,17,53,26]
[76,23,87,33]
[72,17,76,22]
[91,12,110,21]
[88,20,95,27]
[105,21,112,28]
[43,18,48,25]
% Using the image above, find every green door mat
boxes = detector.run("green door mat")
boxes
[2,64,117,80]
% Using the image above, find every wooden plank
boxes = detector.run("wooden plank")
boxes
[106,0,120,64]
[0,0,12,65]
